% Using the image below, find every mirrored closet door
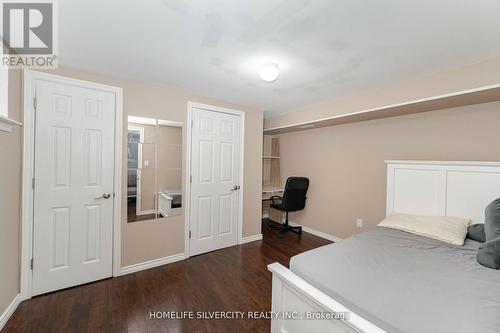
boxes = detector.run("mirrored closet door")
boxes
[127,116,183,223]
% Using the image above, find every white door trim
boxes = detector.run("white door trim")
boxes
[185,102,245,258]
[21,70,123,300]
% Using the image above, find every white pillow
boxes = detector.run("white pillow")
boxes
[378,213,471,245]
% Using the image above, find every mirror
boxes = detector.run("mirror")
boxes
[127,116,183,223]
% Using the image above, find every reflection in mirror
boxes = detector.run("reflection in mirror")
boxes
[127,142,157,222]
[156,125,183,220]
[127,116,183,223]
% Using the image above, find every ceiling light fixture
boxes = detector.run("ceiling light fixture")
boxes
[258,63,280,82]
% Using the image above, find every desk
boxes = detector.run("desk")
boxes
[262,186,284,200]
[262,186,284,222]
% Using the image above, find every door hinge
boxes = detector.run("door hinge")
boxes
[33,95,37,110]
[32,178,35,189]
[190,175,192,183]
[189,230,192,239]
[30,258,33,270]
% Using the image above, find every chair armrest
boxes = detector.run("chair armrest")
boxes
[270,196,282,205]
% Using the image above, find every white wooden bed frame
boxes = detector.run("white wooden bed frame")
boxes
[268,160,500,333]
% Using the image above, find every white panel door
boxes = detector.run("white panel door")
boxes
[32,79,116,295]
[190,107,241,256]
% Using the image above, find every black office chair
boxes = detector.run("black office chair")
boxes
[268,177,309,238]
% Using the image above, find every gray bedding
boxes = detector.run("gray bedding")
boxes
[290,227,500,333]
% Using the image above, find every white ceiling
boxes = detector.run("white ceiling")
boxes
[60,0,500,118]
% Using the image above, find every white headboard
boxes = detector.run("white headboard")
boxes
[386,161,500,224]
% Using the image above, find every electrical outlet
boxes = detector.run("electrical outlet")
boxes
[356,218,363,228]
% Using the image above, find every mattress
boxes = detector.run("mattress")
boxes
[290,227,500,333]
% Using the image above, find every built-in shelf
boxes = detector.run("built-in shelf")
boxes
[263,156,280,159]
[264,84,500,135]
[0,114,22,133]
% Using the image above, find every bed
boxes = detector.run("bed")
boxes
[268,161,500,333]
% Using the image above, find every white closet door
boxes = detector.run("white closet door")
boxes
[32,79,116,295]
[189,107,241,256]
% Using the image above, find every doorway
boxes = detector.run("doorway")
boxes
[127,125,153,221]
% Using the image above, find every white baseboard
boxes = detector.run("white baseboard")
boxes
[0,293,21,331]
[299,225,343,243]
[119,253,186,276]
[240,234,263,244]
[282,220,343,243]
[137,209,155,216]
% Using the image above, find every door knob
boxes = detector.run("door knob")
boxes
[95,193,112,200]
[230,185,241,192]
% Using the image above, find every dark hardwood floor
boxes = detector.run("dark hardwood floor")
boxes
[127,198,157,223]
[4,219,331,333]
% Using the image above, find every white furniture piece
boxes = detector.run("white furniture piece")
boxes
[268,160,500,333]
[158,189,182,217]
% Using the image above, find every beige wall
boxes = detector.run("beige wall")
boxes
[158,128,183,191]
[265,57,500,130]
[7,67,263,272]
[277,102,500,238]
[0,70,22,315]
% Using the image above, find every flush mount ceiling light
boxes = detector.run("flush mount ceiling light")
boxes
[258,63,280,82]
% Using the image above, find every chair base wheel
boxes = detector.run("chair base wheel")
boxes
[267,222,302,238]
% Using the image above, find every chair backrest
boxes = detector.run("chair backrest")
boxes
[282,177,309,211]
